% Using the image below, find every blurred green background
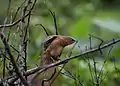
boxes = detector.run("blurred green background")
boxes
[0,0,120,86]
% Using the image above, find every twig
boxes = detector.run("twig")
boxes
[42,69,56,86]
[89,34,103,54]
[12,0,27,22]
[2,0,11,33]
[0,33,29,86]
[85,56,94,86]
[50,65,64,85]
[35,24,49,36]
[61,69,83,86]
[98,46,113,84]
[25,38,120,76]
[0,0,37,28]
[10,44,19,53]
[92,56,99,86]
[48,9,58,35]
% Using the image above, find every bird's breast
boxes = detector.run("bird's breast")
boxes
[50,46,63,58]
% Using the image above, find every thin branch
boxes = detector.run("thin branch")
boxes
[98,46,113,84]
[10,44,19,53]
[48,9,58,35]
[61,69,83,86]
[89,34,103,54]
[25,38,120,76]
[2,0,11,33]
[0,33,29,86]
[12,0,27,22]
[50,65,64,85]
[1,0,12,79]
[1,50,6,78]
[0,0,37,28]
[35,24,49,36]
[42,69,56,86]
[85,55,94,86]
[92,56,99,86]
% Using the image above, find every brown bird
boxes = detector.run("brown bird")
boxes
[41,35,75,65]
[31,35,75,86]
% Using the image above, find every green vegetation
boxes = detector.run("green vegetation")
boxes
[0,0,120,86]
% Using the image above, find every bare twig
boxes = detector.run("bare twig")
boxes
[99,46,113,85]
[42,69,56,86]
[61,69,84,86]
[48,9,58,35]
[92,56,99,86]
[89,34,103,54]
[25,38,120,77]
[12,0,27,22]
[2,0,11,33]
[0,0,37,28]
[0,49,6,78]
[0,33,29,86]
[35,24,49,36]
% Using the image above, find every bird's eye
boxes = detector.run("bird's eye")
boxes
[72,38,76,41]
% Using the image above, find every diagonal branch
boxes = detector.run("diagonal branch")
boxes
[25,38,120,76]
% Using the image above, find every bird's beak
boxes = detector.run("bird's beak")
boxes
[71,37,77,42]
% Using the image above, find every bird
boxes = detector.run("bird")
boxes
[41,35,75,65]
[31,35,76,86]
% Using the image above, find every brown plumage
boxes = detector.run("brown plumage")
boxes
[31,35,75,86]
[41,35,75,65]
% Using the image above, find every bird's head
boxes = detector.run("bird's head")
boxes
[43,35,76,50]
[61,36,76,46]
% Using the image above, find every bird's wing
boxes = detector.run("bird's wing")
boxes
[43,35,58,50]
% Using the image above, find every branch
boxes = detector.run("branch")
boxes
[0,0,37,28]
[0,33,29,86]
[35,24,49,36]
[25,38,120,76]
[48,9,58,35]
